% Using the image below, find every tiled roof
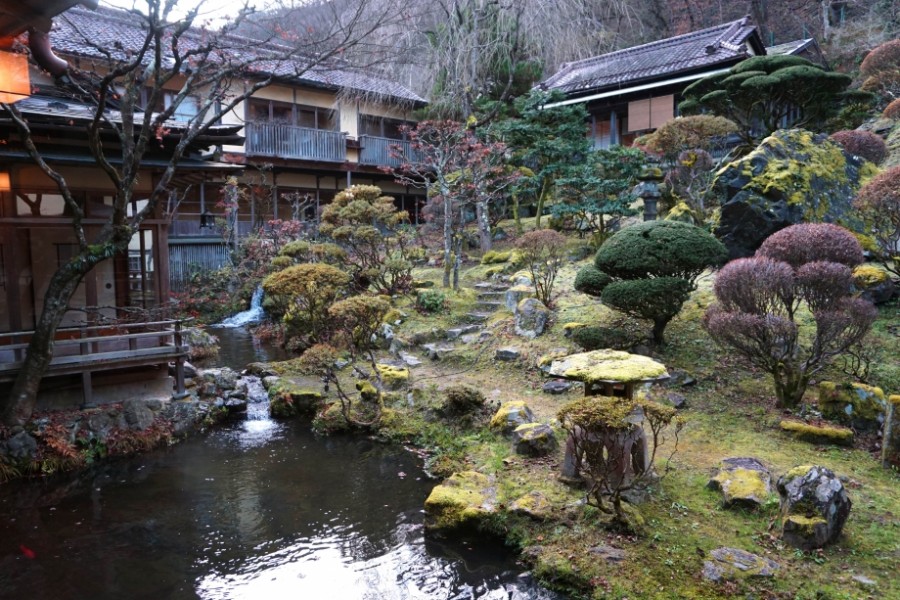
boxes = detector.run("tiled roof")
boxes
[766,39,815,56]
[541,17,761,96]
[50,6,425,105]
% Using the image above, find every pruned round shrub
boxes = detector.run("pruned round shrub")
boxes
[861,39,900,76]
[571,326,632,351]
[601,277,694,344]
[756,223,864,269]
[884,99,900,120]
[639,115,739,159]
[574,265,612,296]
[828,130,887,164]
[595,220,728,283]
[853,165,900,278]
[416,289,446,313]
[442,385,486,416]
[270,255,293,271]
[705,224,876,408]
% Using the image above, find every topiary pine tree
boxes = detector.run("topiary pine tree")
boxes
[574,220,728,344]
[679,55,869,146]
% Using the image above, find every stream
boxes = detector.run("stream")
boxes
[0,325,564,600]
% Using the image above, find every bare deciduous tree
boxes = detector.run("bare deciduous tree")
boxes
[0,0,406,426]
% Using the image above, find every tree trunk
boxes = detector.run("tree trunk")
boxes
[512,192,522,234]
[773,370,809,409]
[535,178,551,228]
[2,265,87,426]
[476,200,492,252]
[442,187,452,288]
[651,319,667,346]
[452,232,463,291]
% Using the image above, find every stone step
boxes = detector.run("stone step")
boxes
[447,324,482,340]
[465,312,493,323]
[476,301,505,311]
[477,291,506,301]
[474,282,511,292]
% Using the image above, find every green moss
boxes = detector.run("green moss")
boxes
[779,420,854,446]
[558,396,634,430]
[784,514,827,535]
[481,250,512,264]
[536,349,569,368]
[376,364,410,390]
[785,465,815,480]
[890,395,900,406]
[818,381,886,423]
[490,401,531,431]
[711,467,771,504]
[267,381,324,418]
[853,264,889,285]
[423,471,493,531]
[547,349,669,383]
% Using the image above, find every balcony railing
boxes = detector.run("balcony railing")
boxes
[359,135,418,167]
[245,123,346,162]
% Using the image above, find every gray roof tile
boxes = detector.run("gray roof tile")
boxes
[51,6,425,105]
[541,17,761,96]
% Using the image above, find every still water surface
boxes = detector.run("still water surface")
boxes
[0,328,563,600]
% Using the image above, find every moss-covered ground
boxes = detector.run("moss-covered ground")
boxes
[269,222,899,600]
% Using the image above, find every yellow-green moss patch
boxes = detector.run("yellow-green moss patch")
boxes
[376,364,410,390]
[547,349,669,383]
[779,420,854,446]
[424,471,495,531]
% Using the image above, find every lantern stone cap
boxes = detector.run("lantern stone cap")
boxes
[548,349,669,384]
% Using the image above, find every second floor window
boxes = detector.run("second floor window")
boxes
[247,99,336,130]
[359,115,413,139]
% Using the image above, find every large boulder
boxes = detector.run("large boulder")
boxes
[818,381,887,431]
[713,129,873,259]
[777,465,852,550]
[515,298,550,339]
[707,457,774,509]
[424,471,498,533]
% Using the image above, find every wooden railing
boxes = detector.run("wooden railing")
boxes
[0,320,188,403]
[358,135,417,167]
[245,123,346,162]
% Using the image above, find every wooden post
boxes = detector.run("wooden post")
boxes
[173,320,187,398]
[80,327,93,407]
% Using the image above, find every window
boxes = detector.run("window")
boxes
[359,115,413,139]
[248,99,336,130]
[627,95,674,132]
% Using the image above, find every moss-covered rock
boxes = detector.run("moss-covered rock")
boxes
[713,129,872,259]
[515,297,550,339]
[268,380,324,418]
[412,279,434,289]
[376,364,410,391]
[489,401,536,435]
[701,547,781,582]
[509,491,553,520]
[505,284,533,311]
[707,457,773,509]
[777,465,852,550]
[512,423,558,457]
[818,381,887,430]
[852,264,896,304]
[547,350,669,384]
[423,471,497,532]
[779,420,854,446]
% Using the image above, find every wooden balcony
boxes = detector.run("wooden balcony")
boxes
[0,320,188,404]
[359,135,416,167]
[245,123,346,162]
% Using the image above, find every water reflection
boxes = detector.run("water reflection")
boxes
[0,399,564,600]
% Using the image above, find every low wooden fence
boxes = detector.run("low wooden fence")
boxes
[0,320,188,405]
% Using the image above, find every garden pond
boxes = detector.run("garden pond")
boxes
[0,326,563,600]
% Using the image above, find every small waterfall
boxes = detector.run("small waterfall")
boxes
[216,285,264,328]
